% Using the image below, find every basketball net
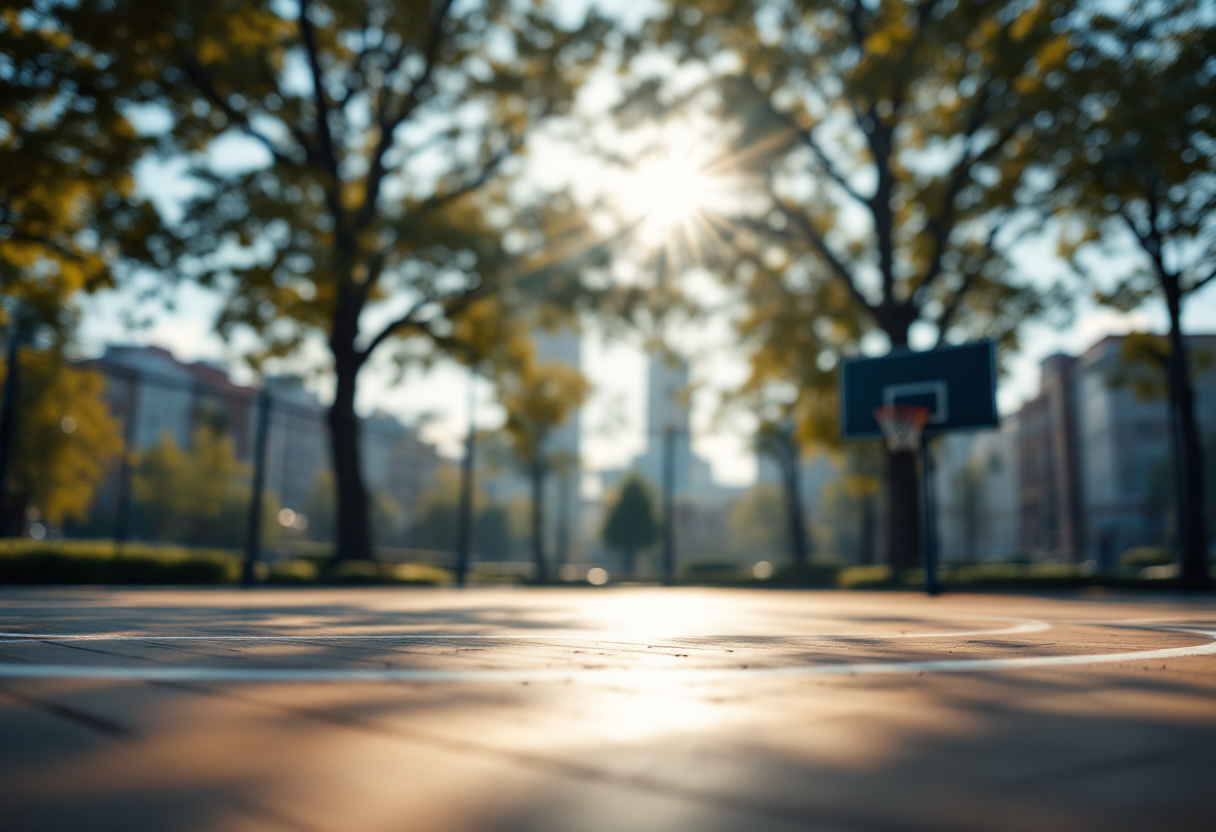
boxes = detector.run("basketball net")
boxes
[873,405,929,453]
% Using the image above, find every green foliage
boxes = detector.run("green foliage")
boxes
[602,475,659,556]
[641,0,1074,383]
[498,359,590,466]
[326,559,449,586]
[63,0,615,371]
[1119,547,1174,568]
[770,563,842,587]
[0,352,122,527]
[0,540,239,584]
[131,426,276,548]
[1053,1,1216,308]
[0,3,166,339]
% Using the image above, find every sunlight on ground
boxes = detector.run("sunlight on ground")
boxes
[598,592,727,637]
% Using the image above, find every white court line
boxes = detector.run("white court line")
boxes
[0,629,1212,685]
[0,617,1050,643]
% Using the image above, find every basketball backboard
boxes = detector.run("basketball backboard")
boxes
[839,341,998,439]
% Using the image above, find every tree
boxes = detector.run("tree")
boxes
[754,419,810,566]
[1,3,164,339]
[498,358,589,582]
[0,352,121,533]
[1,5,167,532]
[1053,2,1215,589]
[86,1,610,561]
[132,425,266,546]
[602,474,660,578]
[639,0,1074,570]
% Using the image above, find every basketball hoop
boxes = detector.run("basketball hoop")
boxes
[873,405,929,453]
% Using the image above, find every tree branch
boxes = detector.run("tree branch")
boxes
[416,131,529,217]
[932,221,1008,346]
[360,282,488,362]
[297,0,341,183]
[1188,266,1216,295]
[762,179,875,315]
[767,102,868,206]
[355,0,457,230]
[176,52,296,167]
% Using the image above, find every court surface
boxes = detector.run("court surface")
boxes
[2,587,1215,832]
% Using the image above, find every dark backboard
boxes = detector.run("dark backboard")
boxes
[839,341,999,439]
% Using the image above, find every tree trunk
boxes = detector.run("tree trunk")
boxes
[625,548,636,580]
[1163,287,1211,590]
[879,318,923,572]
[885,449,921,572]
[780,451,809,567]
[328,350,374,561]
[530,460,549,582]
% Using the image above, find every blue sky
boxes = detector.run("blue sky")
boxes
[74,8,1216,490]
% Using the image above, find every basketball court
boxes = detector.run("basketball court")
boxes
[3,586,1215,831]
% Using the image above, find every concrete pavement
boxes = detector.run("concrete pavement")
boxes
[2,587,1215,832]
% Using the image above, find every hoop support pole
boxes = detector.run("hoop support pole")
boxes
[920,432,941,596]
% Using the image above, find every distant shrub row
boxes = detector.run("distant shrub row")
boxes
[678,559,1209,590]
[0,540,449,586]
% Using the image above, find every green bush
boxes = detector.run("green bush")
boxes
[1118,547,1174,568]
[326,559,449,585]
[771,563,842,586]
[265,559,320,584]
[0,540,239,584]
[683,560,749,582]
[836,565,894,588]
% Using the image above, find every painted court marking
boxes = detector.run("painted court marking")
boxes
[1,619,1214,684]
[0,617,1050,643]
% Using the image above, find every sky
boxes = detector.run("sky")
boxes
[72,11,1216,494]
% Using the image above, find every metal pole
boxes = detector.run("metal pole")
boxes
[0,336,21,537]
[662,426,676,586]
[242,387,272,587]
[920,433,941,596]
[113,372,140,555]
[555,471,570,567]
[454,368,476,587]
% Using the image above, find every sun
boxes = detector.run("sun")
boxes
[618,152,714,235]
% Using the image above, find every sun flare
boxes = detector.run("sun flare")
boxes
[618,153,714,235]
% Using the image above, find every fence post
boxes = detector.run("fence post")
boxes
[454,368,477,587]
[0,336,21,537]
[662,426,676,586]
[242,387,272,587]
[113,372,140,555]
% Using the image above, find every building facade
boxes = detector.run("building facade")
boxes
[89,345,440,548]
[1013,335,1216,565]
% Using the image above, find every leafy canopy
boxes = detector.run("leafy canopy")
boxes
[1052,0,1216,308]
[0,2,166,339]
[630,0,1085,452]
[89,0,612,371]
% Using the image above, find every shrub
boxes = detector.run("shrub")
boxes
[771,563,842,586]
[1119,547,1174,568]
[0,540,239,584]
[326,559,449,585]
[836,565,893,588]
